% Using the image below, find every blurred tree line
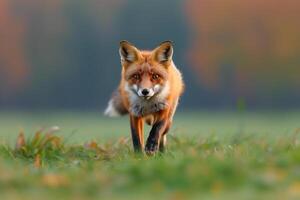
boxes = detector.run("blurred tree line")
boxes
[186,0,300,108]
[0,0,300,110]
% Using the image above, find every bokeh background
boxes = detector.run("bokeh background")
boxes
[1,2,300,199]
[1,0,300,111]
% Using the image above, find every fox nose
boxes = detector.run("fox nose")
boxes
[141,89,150,96]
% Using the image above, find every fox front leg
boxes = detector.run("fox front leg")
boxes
[145,120,167,155]
[130,116,144,152]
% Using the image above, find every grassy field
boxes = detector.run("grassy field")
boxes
[0,111,300,199]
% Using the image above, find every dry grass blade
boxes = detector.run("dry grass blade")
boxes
[34,154,41,169]
[15,130,26,150]
[84,141,98,150]
[84,140,107,154]
[31,128,45,147]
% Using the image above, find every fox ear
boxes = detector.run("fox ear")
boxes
[119,41,140,63]
[153,41,173,64]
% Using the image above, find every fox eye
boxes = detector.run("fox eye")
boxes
[132,74,140,80]
[152,74,160,80]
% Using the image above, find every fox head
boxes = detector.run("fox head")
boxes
[119,41,173,100]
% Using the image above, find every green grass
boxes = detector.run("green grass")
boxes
[1,111,300,200]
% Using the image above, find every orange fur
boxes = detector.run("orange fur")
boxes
[106,41,184,154]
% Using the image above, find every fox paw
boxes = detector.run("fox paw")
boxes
[145,140,159,156]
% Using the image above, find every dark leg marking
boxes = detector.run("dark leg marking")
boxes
[145,120,166,155]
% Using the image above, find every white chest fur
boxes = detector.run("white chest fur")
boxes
[130,97,168,117]
[125,82,170,117]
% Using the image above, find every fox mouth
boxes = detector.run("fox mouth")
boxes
[140,95,152,100]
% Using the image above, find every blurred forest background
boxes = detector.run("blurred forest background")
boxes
[0,0,300,111]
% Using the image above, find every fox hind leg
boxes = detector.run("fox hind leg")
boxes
[159,99,178,153]
[158,123,170,152]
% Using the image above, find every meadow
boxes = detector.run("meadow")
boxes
[0,111,300,200]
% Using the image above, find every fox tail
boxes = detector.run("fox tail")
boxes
[104,90,128,117]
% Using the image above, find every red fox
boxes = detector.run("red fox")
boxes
[105,41,184,155]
